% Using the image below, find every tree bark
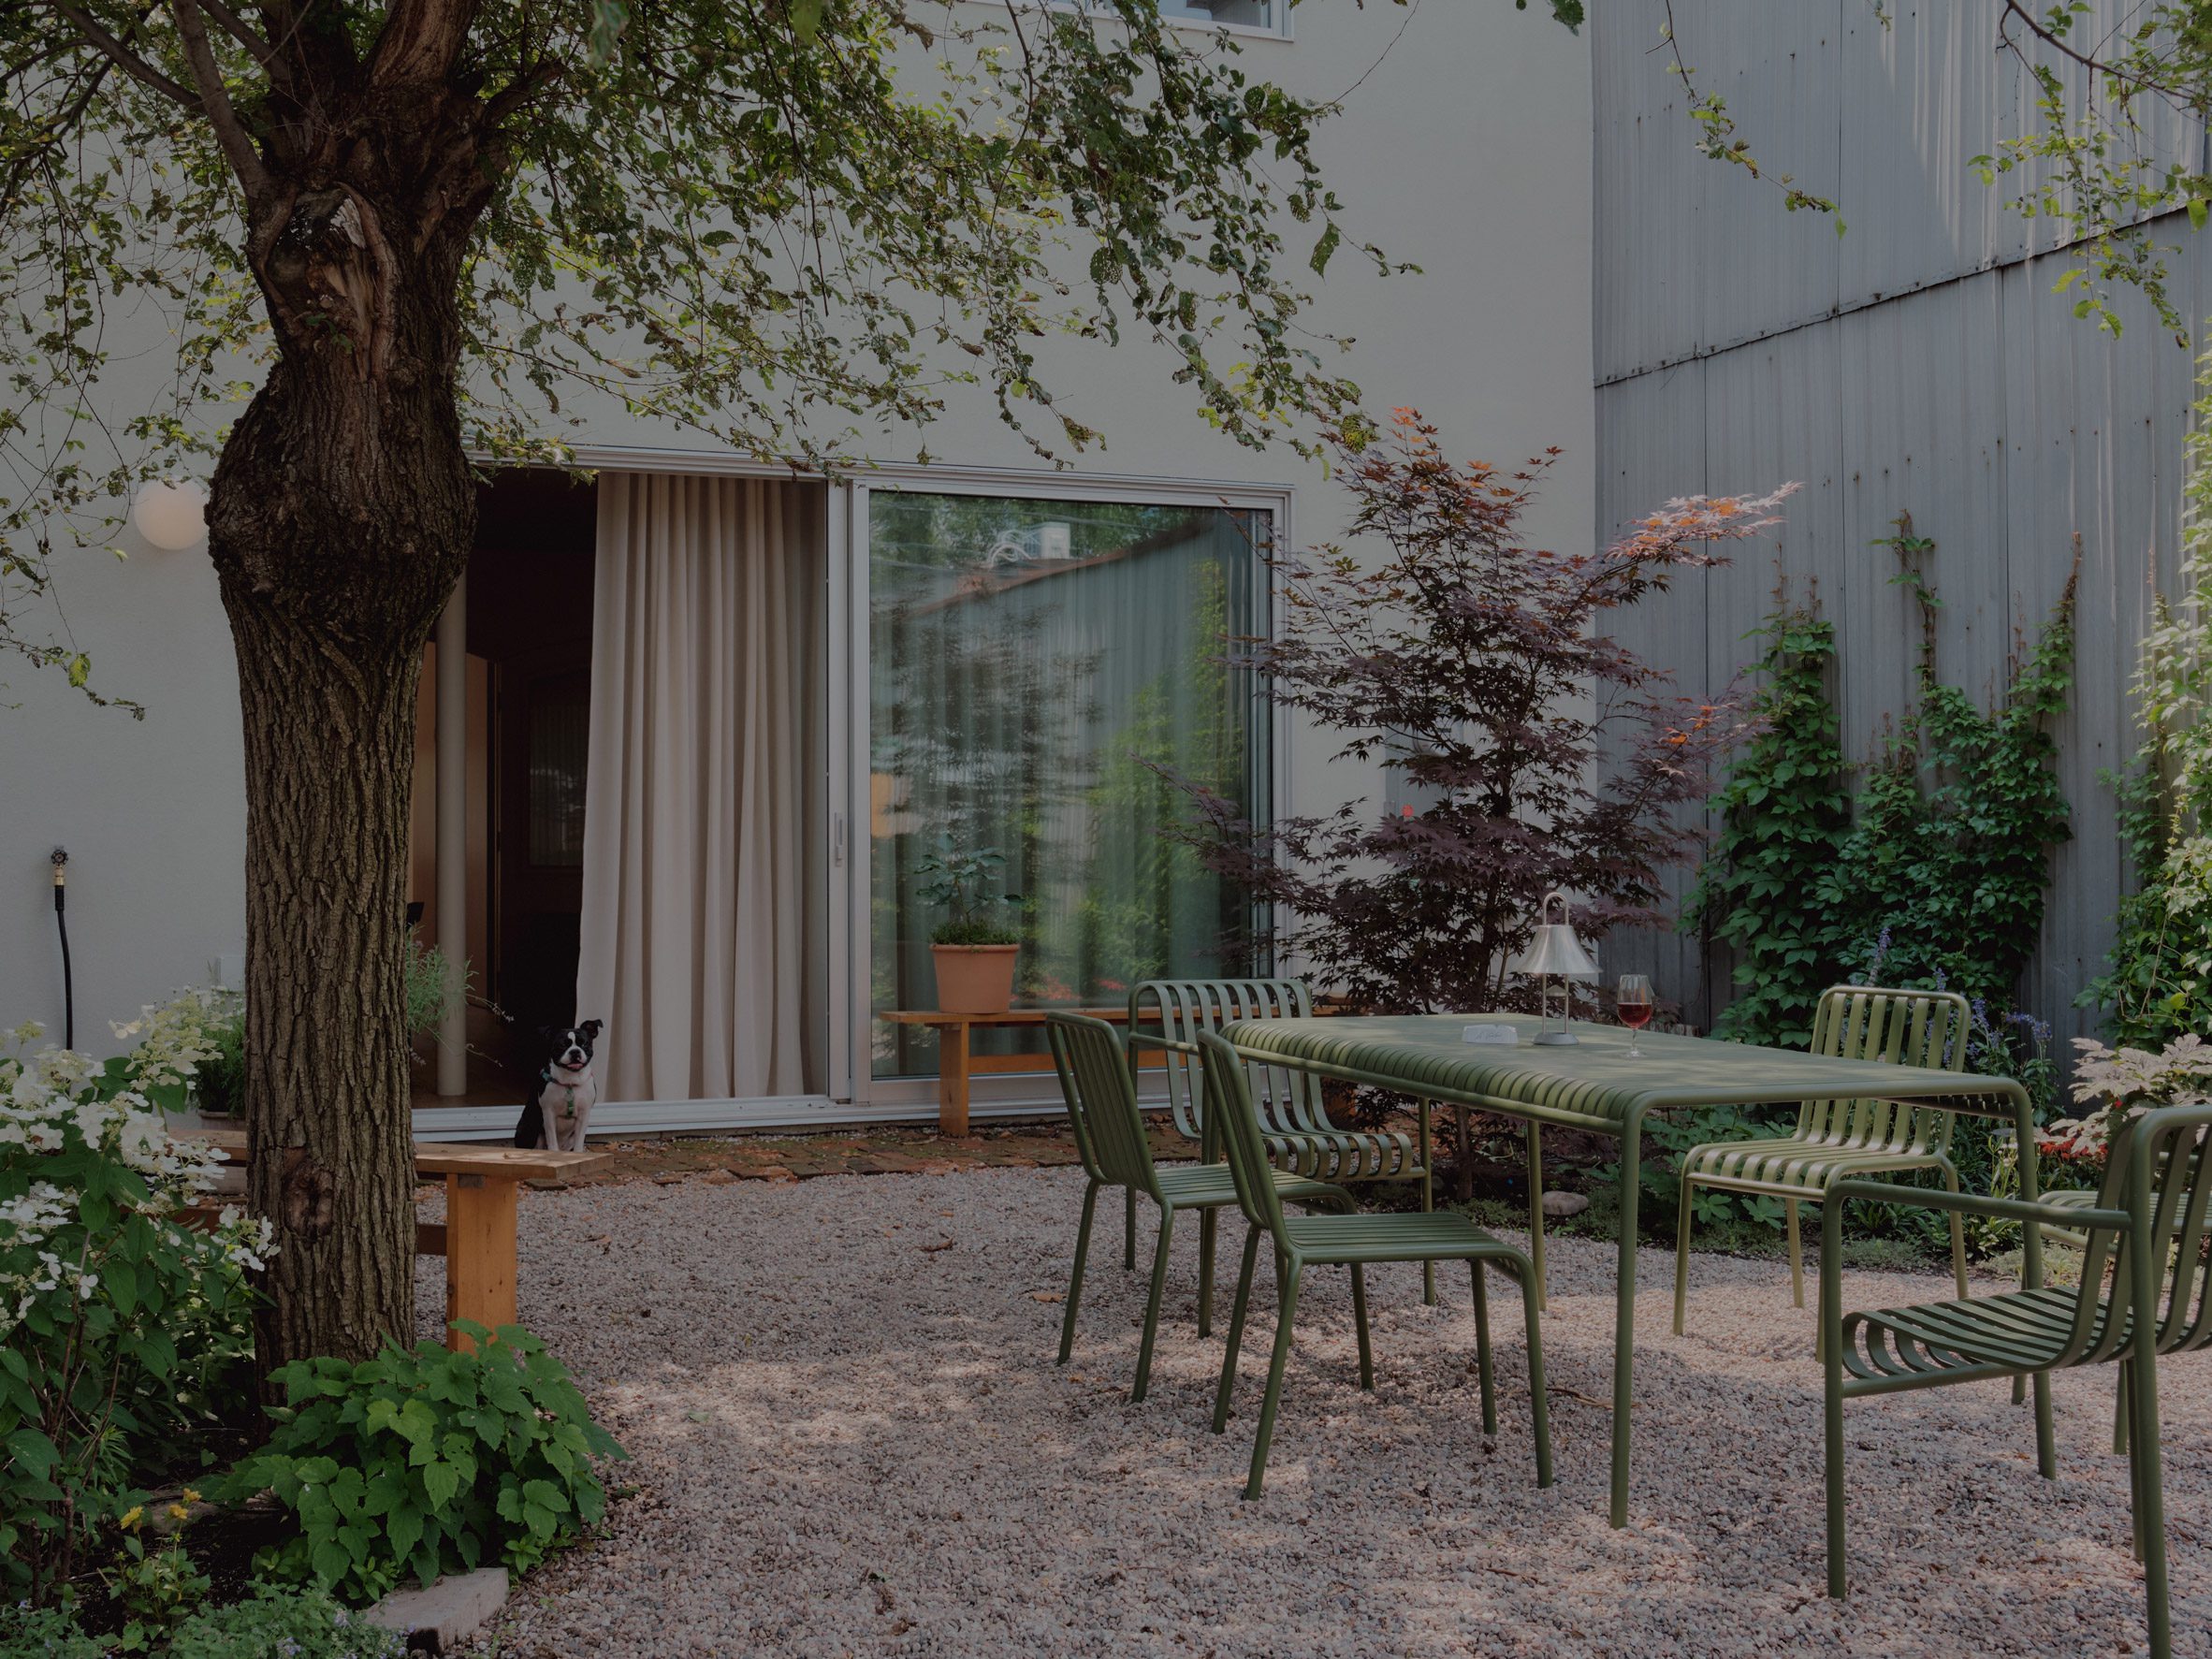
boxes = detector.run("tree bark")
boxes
[207,228,477,1369]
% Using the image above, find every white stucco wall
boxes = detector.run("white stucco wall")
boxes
[0,3,1594,1065]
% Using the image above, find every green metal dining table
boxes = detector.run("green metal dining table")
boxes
[1222,1011,2045,1528]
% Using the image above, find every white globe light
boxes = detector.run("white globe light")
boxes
[131,479,207,550]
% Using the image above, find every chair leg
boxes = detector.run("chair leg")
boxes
[1824,1289,1847,1598]
[1941,1160,1970,1302]
[2128,1347,2172,1659]
[1516,1259,1553,1488]
[1058,1180,1101,1365]
[1131,1207,1175,1404]
[2124,1360,2143,1555]
[1787,1200,1805,1310]
[1212,1226,1263,1434]
[1671,1169,1695,1336]
[1124,1187,1137,1271]
[2034,1371,2056,1480]
[1471,1260,1496,1436]
[1421,1103,1437,1307]
[1349,1263,1374,1390]
[1244,1259,1303,1500]
[1526,1123,1549,1312]
[1198,1206,1216,1339]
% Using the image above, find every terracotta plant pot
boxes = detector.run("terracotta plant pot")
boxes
[931,943,1020,1014]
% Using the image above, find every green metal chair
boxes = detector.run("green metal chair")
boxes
[1197,1028,1552,1500]
[1128,978,1435,1321]
[1819,1101,2212,1659]
[1672,985,1972,1338]
[1045,1013,1356,1402]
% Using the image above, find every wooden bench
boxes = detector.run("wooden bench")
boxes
[180,1130,603,1351]
[883,1007,1134,1136]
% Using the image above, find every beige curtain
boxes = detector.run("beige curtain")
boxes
[577,473,826,1101]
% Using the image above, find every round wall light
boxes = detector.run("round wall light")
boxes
[131,479,208,550]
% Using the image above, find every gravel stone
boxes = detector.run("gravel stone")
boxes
[429,1167,2209,1657]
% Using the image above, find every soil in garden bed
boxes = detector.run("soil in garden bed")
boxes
[64,1494,296,1639]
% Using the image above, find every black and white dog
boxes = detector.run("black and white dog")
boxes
[513,1020,604,1151]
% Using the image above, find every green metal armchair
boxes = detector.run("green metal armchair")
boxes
[1819,1101,2212,1659]
[1128,978,1435,1324]
[1673,985,1972,1338]
[1197,1028,1551,1500]
[1045,1013,1355,1402]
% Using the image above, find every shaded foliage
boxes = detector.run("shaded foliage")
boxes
[1684,609,1853,1047]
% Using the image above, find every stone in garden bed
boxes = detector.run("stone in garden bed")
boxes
[366,1565,508,1654]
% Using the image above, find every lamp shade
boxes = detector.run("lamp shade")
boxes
[1518,923,1599,981]
[131,479,207,550]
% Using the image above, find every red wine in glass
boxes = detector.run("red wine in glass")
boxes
[1617,974,1653,1056]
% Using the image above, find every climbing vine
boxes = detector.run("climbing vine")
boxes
[2082,350,2212,1047]
[1692,520,2078,1041]
[1825,536,2080,1008]
[1684,611,1854,1047]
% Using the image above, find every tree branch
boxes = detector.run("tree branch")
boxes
[195,0,283,76]
[167,0,270,196]
[49,2,198,109]
[481,57,561,125]
[366,0,477,88]
[1996,0,2192,102]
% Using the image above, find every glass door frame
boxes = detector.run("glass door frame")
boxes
[838,466,1296,1116]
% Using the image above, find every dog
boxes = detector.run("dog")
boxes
[513,1020,604,1150]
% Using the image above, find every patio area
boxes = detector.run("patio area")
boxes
[432,1165,2209,1657]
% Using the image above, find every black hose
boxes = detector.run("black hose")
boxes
[51,847,71,1050]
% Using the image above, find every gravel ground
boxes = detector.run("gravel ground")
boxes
[423,1167,2210,1658]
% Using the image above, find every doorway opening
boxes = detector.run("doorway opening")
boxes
[410,468,598,1110]
[410,467,833,1128]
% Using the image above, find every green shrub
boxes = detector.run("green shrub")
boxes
[225,1323,623,1607]
[0,1600,105,1657]
[167,1585,407,1659]
[2,998,269,1603]
[0,1583,407,1659]
[1684,610,1855,1049]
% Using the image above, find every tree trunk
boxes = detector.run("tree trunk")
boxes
[208,274,475,1371]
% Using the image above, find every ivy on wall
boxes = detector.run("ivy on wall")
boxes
[1689,521,2079,1047]
[1824,531,2080,1010]
[1684,612,1853,1047]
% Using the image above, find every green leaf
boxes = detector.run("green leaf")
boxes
[6,1427,59,1476]
[421,1458,461,1510]
[310,1537,351,1588]
[1309,222,1341,277]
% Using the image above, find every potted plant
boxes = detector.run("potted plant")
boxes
[915,837,1025,1013]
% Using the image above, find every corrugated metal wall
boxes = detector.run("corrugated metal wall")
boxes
[1594,1,2203,1046]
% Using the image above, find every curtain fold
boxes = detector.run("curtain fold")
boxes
[577,473,825,1101]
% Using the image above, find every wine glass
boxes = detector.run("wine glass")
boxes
[1617,973,1653,1057]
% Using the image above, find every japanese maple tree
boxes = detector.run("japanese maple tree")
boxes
[1173,409,1793,1023]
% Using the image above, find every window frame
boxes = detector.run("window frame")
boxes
[851,466,1293,1113]
[1044,0,1295,45]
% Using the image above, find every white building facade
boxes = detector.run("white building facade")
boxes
[0,4,1596,1134]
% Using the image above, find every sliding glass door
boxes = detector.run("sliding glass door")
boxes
[862,489,1274,1082]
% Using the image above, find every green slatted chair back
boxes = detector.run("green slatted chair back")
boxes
[1130,979,1330,1146]
[1047,1014,1162,1204]
[1796,985,1971,1156]
[1196,1028,1290,1240]
[2059,1106,2212,1367]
